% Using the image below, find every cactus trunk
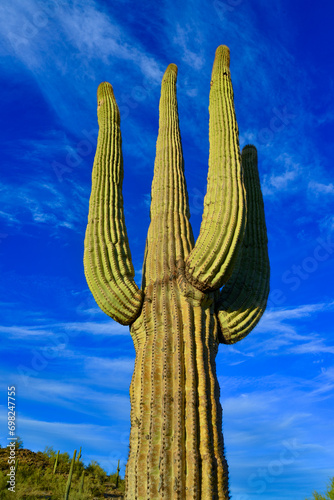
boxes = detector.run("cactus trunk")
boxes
[125,63,228,498]
[84,45,270,499]
[126,284,228,499]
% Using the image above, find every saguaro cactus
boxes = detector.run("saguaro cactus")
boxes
[64,449,76,500]
[84,45,270,499]
[53,450,59,474]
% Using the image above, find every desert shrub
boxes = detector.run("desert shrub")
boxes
[85,460,107,481]
[306,477,334,500]
[0,445,124,499]
[0,471,7,490]
[14,437,23,450]
[43,445,57,460]
[109,471,125,491]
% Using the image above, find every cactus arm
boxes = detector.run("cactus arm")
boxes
[185,45,246,292]
[216,145,270,344]
[142,64,194,286]
[84,82,143,326]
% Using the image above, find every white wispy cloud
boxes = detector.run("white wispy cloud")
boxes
[0,209,20,225]
[0,0,164,131]
[59,321,129,336]
[319,214,334,233]
[8,376,130,420]
[289,339,334,355]
[1,319,129,341]
[259,302,333,324]
[308,181,334,195]
[172,24,205,70]
[84,356,135,389]
[0,325,54,338]
[0,172,88,235]
[262,154,301,195]
[219,369,334,499]
[59,3,163,82]
[219,302,334,359]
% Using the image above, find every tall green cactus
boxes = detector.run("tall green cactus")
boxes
[53,450,59,474]
[64,449,76,500]
[79,470,85,494]
[116,459,121,489]
[84,45,270,500]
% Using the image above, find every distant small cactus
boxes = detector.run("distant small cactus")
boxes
[64,449,76,500]
[116,459,120,489]
[79,470,85,494]
[53,450,59,474]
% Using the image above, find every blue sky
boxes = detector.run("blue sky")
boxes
[0,0,333,498]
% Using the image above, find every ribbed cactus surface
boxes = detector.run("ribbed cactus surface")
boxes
[84,45,270,500]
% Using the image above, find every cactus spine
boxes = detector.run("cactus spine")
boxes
[84,45,270,499]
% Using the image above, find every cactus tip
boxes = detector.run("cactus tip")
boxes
[215,45,230,67]
[242,144,257,152]
[163,63,178,82]
[167,63,178,74]
[242,144,258,160]
[97,81,114,105]
[211,45,230,83]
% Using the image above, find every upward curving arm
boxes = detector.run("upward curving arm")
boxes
[185,45,246,292]
[142,64,194,287]
[216,145,270,344]
[84,82,143,326]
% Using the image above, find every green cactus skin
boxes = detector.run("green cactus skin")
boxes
[76,446,82,462]
[79,471,85,494]
[217,145,270,344]
[185,46,246,292]
[84,45,270,499]
[53,450,59,474]
[64,449,76,500]
[84,82,143,326]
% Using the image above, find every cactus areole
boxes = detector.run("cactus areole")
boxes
[84,45,270,499]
